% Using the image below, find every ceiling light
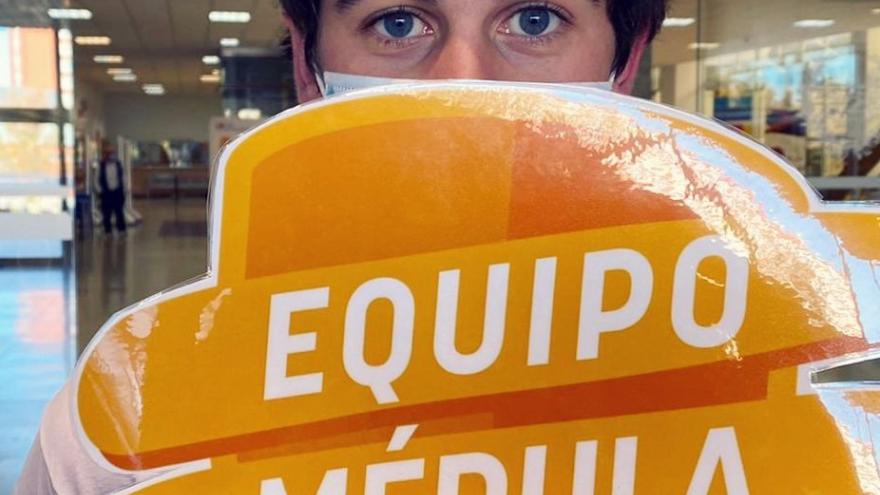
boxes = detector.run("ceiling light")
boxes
[200,74,221,83]
[874,8,880,14]
[143,84,165,95]
[106,68,132,75]
[220,38,240,47]
[689,42,720,50]
[208,11,251,23]
[662,17,695,27]
[75,36,111,46]
[238,108,262,120]
[113,74,137,82]
[793,19,835,28]
[94,55,124,64]
[202,55,220,65]
[47,8,92,20]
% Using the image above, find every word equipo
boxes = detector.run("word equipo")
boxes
[259,427,750,494]
[263,235,749,405]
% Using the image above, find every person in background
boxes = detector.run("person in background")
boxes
[98,141,127,235]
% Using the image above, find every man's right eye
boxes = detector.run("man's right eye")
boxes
[372,10,429,39]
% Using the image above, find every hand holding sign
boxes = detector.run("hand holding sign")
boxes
[72,83,880,493]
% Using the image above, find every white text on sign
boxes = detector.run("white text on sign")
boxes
[263,235,749,405]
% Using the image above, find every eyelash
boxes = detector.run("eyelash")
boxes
[361,6,431,48]
[503,2,572,44]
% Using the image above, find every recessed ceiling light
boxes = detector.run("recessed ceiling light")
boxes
[662,17,695,27]
[202,55,221,65]
[220,38,240,47]
[106,68,133,75]
[47,8,92,20]
[689,42,720,50]
[113,74,137,82]
[94,55,124,64]
[793,19,835,28]
[238,108,262,120]
[208,11,251,23]
[200,74,221,83]
[873,8,880,14]
[143,84,165,95]
[74,36,111,46]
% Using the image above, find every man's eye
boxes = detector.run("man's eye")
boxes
[507,7,562,37]
[373,11,428,39]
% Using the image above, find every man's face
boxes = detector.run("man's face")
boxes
[316,0,616,83]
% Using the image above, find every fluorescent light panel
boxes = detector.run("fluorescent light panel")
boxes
[75,36,111,46]
[689,42,720,50]
[208,11,251,23]
[793,19,835,28]
[113,74,137,82]
[202,55,220,65]
[220,38,240,47]
[143,84,165,95]
[238,108,261,120]
[663,17,695,27]
[106,68,132,75]
[48,8,92,20]
[94,55,124,64]
[200,74,221,83]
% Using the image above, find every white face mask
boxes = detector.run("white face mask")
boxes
[318,71,615,98]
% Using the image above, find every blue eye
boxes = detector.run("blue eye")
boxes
[384,12,414,38]
[508,7,561,37]
[374,11,428,39]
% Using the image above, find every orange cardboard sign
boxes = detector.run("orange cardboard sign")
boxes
[73,84,880,493]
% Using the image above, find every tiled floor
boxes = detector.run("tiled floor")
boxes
[0,197,209,493]
[0,266,75,494]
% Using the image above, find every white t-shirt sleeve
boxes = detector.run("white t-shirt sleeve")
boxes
[14,383,151,495]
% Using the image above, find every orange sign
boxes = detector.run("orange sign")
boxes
[73,84,880,493]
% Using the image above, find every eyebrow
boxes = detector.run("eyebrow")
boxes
[334,0,439,12]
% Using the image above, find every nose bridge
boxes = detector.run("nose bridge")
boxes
[428,31,493,80]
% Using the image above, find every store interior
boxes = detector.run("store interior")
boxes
[2,0,880,491]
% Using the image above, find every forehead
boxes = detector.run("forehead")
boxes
[323,0,603,13]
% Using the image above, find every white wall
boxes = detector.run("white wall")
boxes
[75,79,106,140]
[103,93,222,143]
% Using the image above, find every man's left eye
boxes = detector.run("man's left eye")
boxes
[373,11,429,39]
[506,7,562,37]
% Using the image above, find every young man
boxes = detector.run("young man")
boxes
[280,0,668,102]
[15,2,667,493]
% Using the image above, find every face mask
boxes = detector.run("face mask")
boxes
[318,71,615,98]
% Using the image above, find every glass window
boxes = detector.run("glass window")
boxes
[651,0,880,199]
[0,27,58,109]
[0,122,62,185]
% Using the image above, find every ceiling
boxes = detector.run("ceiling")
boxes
[0,0,288,95]
[4,0,880,95]
[652,0,880,67]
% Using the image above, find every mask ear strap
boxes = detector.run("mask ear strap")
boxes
[315,70,327,96]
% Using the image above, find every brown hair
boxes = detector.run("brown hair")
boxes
[280,0,668,76]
